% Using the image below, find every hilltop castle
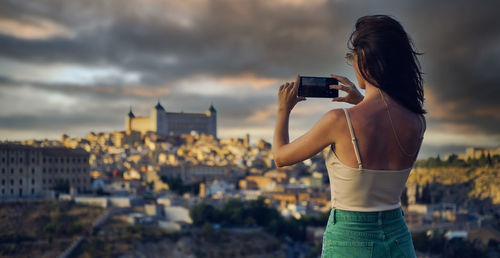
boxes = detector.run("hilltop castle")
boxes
[125,101,217,138]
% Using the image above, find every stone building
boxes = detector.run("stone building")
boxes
[126,101,217,138]
[0,143,90,200]
[154,165,244,184]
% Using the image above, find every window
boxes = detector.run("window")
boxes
[10,169,13,174]
[19,168,22,173]
[19,189,22,197]
[1,168,4,174]
[60,157,64,163]
[48,179,52,183]
[55,158,58,164]
[42,179,46,184]
[1,189,4,194]
[19,179,22,185]
[19,158,23,163]
[67,157,70,163]
[1,157,4,163]
[10,189,13,194]
[54,168,58,173]
[43,158,46,164]
[1,179,4,185]
[32,168,35,174]
[32,158,35,163]
[31,179,34,185]
[10,180,13,185]
[11,158,14,163]
[43,168,46,173]
[31,188,34,194]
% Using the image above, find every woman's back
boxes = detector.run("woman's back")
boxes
[333,91,425,171]
[325,91,425,212]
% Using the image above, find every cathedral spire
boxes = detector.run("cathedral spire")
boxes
[208,101,216,113]
[155,99,165,111]
[128,106,135,118]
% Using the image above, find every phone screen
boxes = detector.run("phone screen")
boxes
[298,76,338,98]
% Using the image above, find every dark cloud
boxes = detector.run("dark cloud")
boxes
[403,0,500,135]
[0,0,352,82]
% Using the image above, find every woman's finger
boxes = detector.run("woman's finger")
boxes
[329,84,351,93]
[331,74,355,87]
[331,97,345,102]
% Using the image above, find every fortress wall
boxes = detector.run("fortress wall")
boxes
[131,116,153,134]
[166,113,212,135]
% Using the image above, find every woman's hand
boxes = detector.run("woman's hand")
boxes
[329,74,364,105]
[278,75,306,112]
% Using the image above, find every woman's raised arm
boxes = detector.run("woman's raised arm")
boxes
[272,76,344,167]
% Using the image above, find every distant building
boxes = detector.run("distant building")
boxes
[125,101,217,138]
[0,143,90,200]
[156,165,244,184]
[465,147,500,160]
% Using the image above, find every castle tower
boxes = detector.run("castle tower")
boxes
[125,106,135,133]
[205,103,217,138]
[152,100,167,135]
[244,133,250,148]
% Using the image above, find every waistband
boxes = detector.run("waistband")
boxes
[330,207,404,223]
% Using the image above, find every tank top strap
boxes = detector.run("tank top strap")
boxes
[343,108,363,169]
[417,114,426,139]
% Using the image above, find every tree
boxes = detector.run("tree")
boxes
[189,203,218,226]
[447,154,458,164]
[222,198,245,226]
[486,153,493,166]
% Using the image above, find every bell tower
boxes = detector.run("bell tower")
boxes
[205,102,217,138]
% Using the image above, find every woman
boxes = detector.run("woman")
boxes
[273,15,424,258]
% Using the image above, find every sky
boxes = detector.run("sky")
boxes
[0,0,498,158]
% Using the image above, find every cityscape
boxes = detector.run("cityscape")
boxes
[1,0,499,258]
[1,102,499,257]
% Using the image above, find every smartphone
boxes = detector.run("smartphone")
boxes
[298,76,339,98]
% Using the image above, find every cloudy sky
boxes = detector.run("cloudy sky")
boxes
[0,0,498,158]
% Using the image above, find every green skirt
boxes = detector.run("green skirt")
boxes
[321,207,416,258]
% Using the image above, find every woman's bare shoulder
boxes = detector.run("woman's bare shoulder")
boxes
[323,109,346,124]
[320,109,348,142]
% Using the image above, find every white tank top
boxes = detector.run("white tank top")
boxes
[325,108,425,212]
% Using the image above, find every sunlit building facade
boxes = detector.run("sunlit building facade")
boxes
[126,101,217,138]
